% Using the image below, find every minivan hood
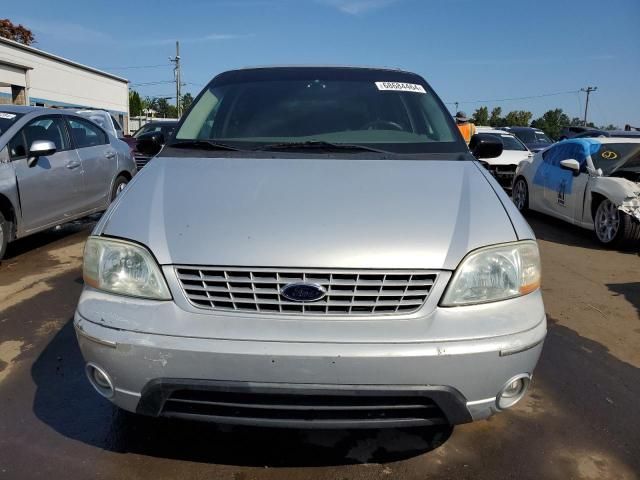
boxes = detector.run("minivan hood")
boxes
[101,157,517,270]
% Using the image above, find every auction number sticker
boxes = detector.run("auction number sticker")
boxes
[0,113,16,119]
[375,82,426,94]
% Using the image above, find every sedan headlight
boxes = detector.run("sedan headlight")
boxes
[83,237,171,300]
[441,241,541,306]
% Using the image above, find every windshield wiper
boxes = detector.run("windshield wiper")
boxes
[254,141,390,154]
[166,140,241,151]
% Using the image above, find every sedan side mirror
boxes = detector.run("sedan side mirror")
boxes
[560,159,581,176]
[469,134,503,159]
[27,140,56,168]
[136,131,165,156]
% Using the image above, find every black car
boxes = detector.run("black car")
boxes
[558,126,601,140]
[129,121,177,169]
[573,129,640,139]
[500,127,553,153]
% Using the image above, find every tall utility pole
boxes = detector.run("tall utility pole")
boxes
[454,101,459,112]
[581,86,597,126]
[169,41,181,117]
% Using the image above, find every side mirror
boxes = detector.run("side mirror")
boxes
[560,158,581,176]
[136,131,164,156]
[27,140,56,167]
[469,134,503,159]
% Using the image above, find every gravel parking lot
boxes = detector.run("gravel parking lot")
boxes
[0,213,638,480]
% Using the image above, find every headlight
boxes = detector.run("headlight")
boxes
[83,237,171,300]
[441,241,541,306]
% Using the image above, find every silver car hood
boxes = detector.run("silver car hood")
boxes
[100,156,518,270]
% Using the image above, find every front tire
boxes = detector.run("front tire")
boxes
[111,175,129,202]
[594,198,640,247]
[0,211,10,261]
[512,177,529,213]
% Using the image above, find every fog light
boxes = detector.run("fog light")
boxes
[86,363,114,398]
[496,374,530,410]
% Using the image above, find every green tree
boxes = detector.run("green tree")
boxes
[129,90,144,117]
[181,93,194,114]
[489,107,504,127]
[504,110,533,127]
[157,98,170,117]
[570,117,596,128]
[472,106,489,126]
[531,109,571,140]
[154,98,178,118]
[0,19,35,45]
[144,96,157,112]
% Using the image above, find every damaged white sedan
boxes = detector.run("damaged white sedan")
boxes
[513,138,640,247]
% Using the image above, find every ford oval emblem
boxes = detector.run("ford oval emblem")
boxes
[280,282,327,302]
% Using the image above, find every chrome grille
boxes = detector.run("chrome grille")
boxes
[134,154,152,169]
[175,267,437,315]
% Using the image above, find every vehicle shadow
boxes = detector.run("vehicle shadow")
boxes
[31,319,452,467]
[523,211,639,254]
[606,282,640,318]
[2,215,99,262]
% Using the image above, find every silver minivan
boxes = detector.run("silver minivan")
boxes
[0,105,136,260]
[76,67,546,428]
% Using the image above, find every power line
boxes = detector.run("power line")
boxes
[444,89,581,106]
[98,64,170,70]
[130,80,175,87]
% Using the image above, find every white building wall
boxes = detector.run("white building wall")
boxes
[0,37,128,125]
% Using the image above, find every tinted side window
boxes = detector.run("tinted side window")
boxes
[8,131,27,160]
[68,117,108,148]
[24,116,70,152]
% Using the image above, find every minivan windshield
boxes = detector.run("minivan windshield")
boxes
[175,68,465,154]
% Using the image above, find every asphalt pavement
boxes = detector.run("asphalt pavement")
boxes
[0,213,638,480]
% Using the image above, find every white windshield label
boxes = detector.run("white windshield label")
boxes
[375,82,426,94]
[0,113,16,119]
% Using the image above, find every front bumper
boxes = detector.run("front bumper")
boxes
[480,163,518,190]
[75,308,545,428]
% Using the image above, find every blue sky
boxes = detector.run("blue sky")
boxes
[6,0,640,126]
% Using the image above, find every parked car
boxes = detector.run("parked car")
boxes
[64,108,126,139]
[500,126,553,152]
[75,66,546,429]
[513,138,640,246]
[0,105,136,260]
[559,126,599,140]
[473,127,532,190]
[573,129,640,139]
[128,120,177,169]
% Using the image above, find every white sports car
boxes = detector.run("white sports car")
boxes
[512,138,640,247]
